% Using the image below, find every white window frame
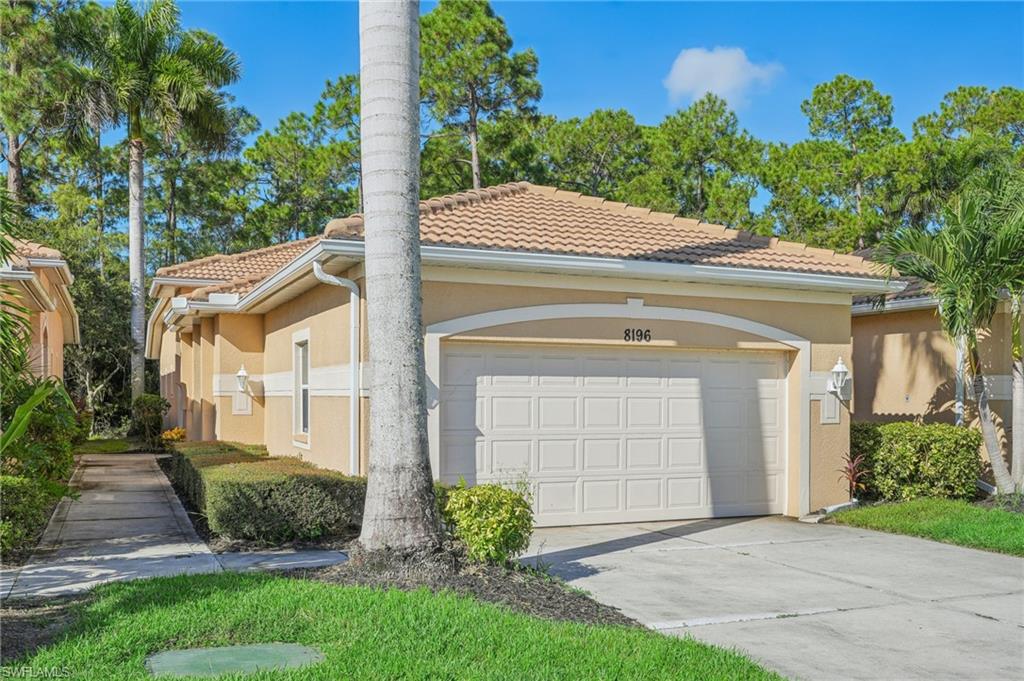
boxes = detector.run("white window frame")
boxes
[292,328,311,449]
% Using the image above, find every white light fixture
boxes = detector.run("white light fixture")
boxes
[235,365,249,393]
[827,356,850,399]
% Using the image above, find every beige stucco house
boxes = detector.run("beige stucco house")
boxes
[852,276,1015,475]
[1,239,80,379]
[147,182,899,525]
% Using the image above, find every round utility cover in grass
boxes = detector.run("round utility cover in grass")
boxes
[145,643,324,677]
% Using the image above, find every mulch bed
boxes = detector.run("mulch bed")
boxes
[292,546,639,629]
[156,456,354,554]
[0,595,89,664]
[975,492,1024,514]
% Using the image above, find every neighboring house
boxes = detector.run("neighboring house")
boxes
[851,271,1015,468]
[146,183,898,525]
[0,239,80,379]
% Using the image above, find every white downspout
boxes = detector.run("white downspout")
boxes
[955,339,965,426]
[313,260,361,476]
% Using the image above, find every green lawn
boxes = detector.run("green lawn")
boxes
[834,497,1024,556]
[4,572,780,680]
[74,438,137,455]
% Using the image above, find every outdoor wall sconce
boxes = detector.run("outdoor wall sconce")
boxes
[826,356,851,401]
[235,365,249,393]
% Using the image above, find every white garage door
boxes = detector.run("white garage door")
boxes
[440,343,787,527]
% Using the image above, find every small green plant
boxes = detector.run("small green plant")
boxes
[444,483,534,564]
[131,394,170,449]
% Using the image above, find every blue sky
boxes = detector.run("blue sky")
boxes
[178,1,1023,144]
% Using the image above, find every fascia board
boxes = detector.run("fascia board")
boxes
[321,239,903,295]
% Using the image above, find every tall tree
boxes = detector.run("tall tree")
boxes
[879,187,1024,493]
[245,77,360,243]
[420,112,553,196]
[357,0,441,553]
[630,94,764,228]
[0,0,107,204]
[420,0,540,189]
[86,0,240,400]
[762,75,903,249]
[148,104,258,267]
[544,109,648,200]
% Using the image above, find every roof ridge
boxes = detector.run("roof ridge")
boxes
[325,182,531,237]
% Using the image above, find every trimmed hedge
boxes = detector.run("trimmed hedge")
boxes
[166,442,365,542]
[851,422,982,501]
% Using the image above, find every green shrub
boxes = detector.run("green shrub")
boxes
[851,421,982,501]
[0,475,56,556]
[131,394,169,449]
[444,483,534,564]
[166,443,365,543]
[1,379,77,483]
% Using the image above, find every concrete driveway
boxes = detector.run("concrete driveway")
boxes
[524,516,1024,681]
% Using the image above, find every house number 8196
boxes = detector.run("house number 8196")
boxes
[624,328,652,342]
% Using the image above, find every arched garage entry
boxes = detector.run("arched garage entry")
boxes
[425,301,812,523]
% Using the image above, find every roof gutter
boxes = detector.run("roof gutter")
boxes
[852,296,937,316]
[321,239,904,295]
[148,276,225,297]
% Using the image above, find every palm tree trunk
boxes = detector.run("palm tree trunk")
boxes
[1012,294,1023,488]
[468,113,481,190]
[128,117,146,402]
[5,132,24,202]
[972,374,1016,493]
[356,0,440,553]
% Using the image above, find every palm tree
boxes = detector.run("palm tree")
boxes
[992,172,1024,489]
[356,0,441,553]
[879,185,1024,493]
[88,0,239,400]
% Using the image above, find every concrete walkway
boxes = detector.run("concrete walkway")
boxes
[525,516,1024,681]
[1,454,347,599]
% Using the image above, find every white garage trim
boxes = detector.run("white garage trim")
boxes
[424,301,812,516]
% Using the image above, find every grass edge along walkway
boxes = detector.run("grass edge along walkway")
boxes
[834,497,1024,557]
[4,571,782,680]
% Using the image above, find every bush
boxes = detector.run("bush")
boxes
[444,483,534,564]
[0,475,57,556]
[1,379,77,483]
[131,394,169,449]
[161,427,186,444]
[851,422,982,501]
[166,442,365,543]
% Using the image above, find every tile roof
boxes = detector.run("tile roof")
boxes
[851,248,932,307]
[326,182,886,279]
[8,238,63,268]
[182,275,268,301]
[156,236,321,282]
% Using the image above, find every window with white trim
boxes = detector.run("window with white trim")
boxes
[295,340,310,434]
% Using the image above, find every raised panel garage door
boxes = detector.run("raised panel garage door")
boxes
[440,343,787,527]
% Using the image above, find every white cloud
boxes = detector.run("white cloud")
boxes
[663,47,783,107]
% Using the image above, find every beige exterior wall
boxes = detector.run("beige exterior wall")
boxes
[852,307,1013,469]
[158,267,857,516]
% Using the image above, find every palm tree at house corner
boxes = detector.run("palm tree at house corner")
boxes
[356,0,442,553]
[94,0,240,399]
[878,184,1024,494]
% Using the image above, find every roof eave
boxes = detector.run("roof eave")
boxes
[322,239,904,295]
[852,296,938,316]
